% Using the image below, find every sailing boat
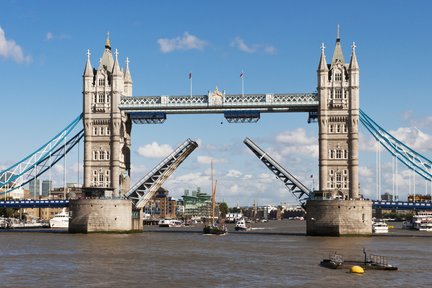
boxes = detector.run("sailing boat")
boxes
[203,161,227,235]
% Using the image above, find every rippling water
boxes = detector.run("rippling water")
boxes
[1,221,431,287]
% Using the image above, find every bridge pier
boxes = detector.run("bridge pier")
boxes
[305,200,372,236]
[69,198,142,233]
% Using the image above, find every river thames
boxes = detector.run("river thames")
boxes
[0,221,431,287]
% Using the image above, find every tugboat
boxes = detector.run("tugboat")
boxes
[203,162,227,236]
[234,218,251,231]
[320,249,398,271]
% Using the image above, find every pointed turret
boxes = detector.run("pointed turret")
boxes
[318,43,328,72]
[124,57,133,96]
[124,57,132,83]
[331,25,345,66]
[83,49,93,77]
[112,48,122,76]
[349,42,359,71]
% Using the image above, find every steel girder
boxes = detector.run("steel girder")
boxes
[125,138,198,209]
[243,137,311,207]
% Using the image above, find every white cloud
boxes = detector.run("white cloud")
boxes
[359,166,373,178]
[391,127,432,152]
[274,128,318,157]
[137,142,173,158]
[196,155,227,165]
[226,169,242,178]
[230,37,276,54]
[46,32,53,41]
[0,26,31,63]
[157,32,207,53]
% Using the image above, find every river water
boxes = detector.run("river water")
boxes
[0,221,431,288]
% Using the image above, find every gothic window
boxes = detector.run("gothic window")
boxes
[343,169,348,175]
[99,173,104,183]
[93,151,99,160]
[106,151,110,160]
[98,78,105,86]
[94,127,98,135]
[343,124,347,133]
[100,127,104,135]
[335,71,342,81]
[336,150,342,159]
[93,94,97,103]
[344,150,348,159]
[98,93,104,103]
[336,124,341,133]
[335,89,342,99]
[100,151,105,160]
[329,169,334,176]
[106,127,111,135]
[329,124,334,133]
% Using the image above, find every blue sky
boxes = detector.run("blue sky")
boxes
[0,0,431,206]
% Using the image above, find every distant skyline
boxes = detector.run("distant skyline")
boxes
[0,1,431,206]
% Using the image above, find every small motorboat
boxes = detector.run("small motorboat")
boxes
[235,218,251,231]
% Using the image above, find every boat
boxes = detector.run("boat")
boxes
[49,208,70,228]
[372,220,389,234]
[158,219,183,227]
[320,249,397,271]
[235,218,251,231]
[203,161,227,235]
[412,211,432,231]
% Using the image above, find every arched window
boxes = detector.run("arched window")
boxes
[93,151,99,160]
[100,127,104,135]
[94,127,98,135]
[100,151,105,160]
[106,151,110,160]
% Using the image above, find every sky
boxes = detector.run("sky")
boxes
[0,0,431,207]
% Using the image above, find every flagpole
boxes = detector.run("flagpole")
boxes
[189,72,192,97]
[241,70,244,97]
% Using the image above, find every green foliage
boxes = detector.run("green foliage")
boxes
[219,202,229,217]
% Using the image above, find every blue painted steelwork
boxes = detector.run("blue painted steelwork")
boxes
[224,110,260,123]
[0,199,69,209]
[360,109,432,181]
[372,200,432,210]
[129,112,166,124]
[0,114,83,191]
[0,129,84,196]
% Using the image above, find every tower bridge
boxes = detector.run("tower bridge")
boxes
[1,30,431,234]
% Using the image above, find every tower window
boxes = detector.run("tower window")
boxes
[335,89,342,99]
[94,127,98,135]
[335,72,342,81]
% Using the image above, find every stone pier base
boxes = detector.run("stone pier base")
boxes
[305,199,372,236]
[69,199,142,233]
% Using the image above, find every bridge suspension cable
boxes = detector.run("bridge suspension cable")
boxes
[0,129,84,196]
[360,109,432,182]
[0,114,83,195]
[125,138,198,209]
[243,137,311,207]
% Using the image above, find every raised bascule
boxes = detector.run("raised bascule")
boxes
[66,30,371,235]
[2,30,430,234]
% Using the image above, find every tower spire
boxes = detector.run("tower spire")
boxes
[318,43,328,72]
[349,42,359,70]
[331,25,344,66]
[105,31,111,50]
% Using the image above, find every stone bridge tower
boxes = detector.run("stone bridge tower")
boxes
[317,30,359,200]
[306,30,371,236]
[82,35,132,198]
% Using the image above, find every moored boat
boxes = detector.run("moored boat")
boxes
[412,211,432,231]
[372,221,389,234]
[49,208,70,228]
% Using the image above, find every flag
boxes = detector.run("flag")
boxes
[189,72,192,79]
[240,72,244,78]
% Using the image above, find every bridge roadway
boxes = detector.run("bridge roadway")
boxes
[119,93,319,114]
[1,199,431,210]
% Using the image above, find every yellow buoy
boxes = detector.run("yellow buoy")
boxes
[350,265,364,274]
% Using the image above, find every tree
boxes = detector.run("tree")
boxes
[219,202,229,218]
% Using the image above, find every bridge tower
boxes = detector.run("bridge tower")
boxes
[82,34,132,198]
[306,29,372,236]
[317,28,359,200]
